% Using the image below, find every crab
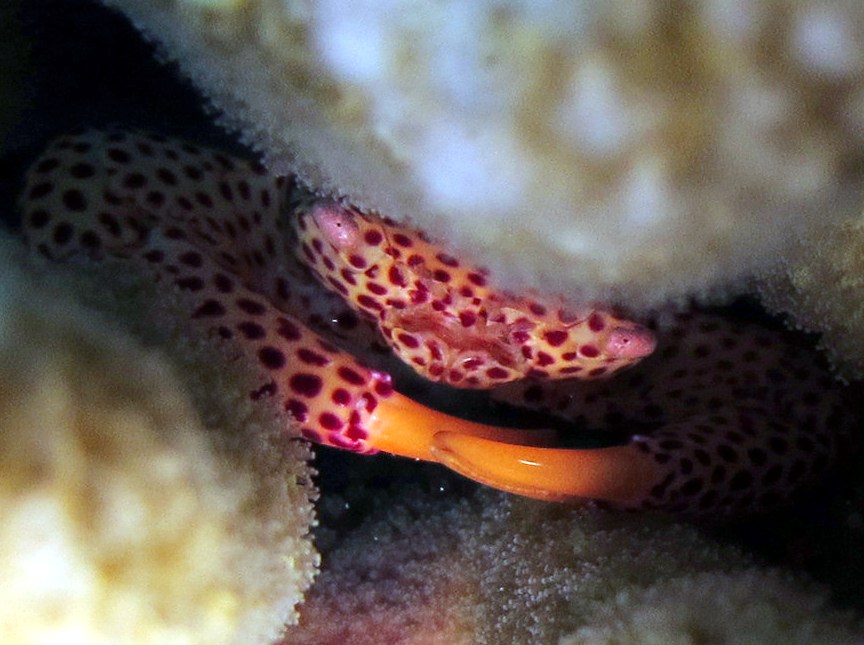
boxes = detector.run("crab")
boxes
[18,129,854,518]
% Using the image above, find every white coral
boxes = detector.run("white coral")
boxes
[105,0,864,304]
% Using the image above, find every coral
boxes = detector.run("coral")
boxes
[285,488,863,644]
[102,0,864,305]
[0,236,318,644]
[757,213,864,381]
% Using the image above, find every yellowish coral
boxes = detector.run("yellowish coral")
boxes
[285,489,863,643]
[0,238,318,644]
[103,0,864,305]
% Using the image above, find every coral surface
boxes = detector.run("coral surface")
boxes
[758,213,864,381]
[0,237,318,644]
[102,0,864,304]
[285,489,863,644]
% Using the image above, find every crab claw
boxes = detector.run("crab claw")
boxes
[368,394,559,461]
[429,432,662,507]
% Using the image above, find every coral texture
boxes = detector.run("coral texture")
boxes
[0,237,318,645]
[285,489,863,644]
[102,0,864,304]
[758,212,864,381]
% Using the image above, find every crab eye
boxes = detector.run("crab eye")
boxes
[309,202,360,252]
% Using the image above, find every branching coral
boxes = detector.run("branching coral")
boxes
[102,0,864,304]
[0,237,318,644]
[285,488,862,644]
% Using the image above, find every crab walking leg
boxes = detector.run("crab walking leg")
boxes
[482,312,853,516]
[19,131,559,462]
[119,231,560,456]
[21,129,377,345]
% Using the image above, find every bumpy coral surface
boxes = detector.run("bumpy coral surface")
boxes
[0,239,318,645]
[758,213,864,381]
[104,0,864,304]
[285,489,863,644]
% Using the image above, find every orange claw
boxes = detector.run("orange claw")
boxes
[367,393,558,461]
[430,432,662,507]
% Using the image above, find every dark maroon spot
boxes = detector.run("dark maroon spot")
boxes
[35,158,60,173]
[69,162,96,178]
[179,251,203,267]
[285,398,309,421]
[192,300,227,318]
[277,317,302,341]
[348,255,367,269]
[374,378,394,397]
[297,348,330,366]
[544,330,568,347]
[580,345,600,358]
[338,366,366,386]
[486,367,510,380]
[157,168,178,185]
[364,229,383,245]
[357,294,383,310]
[332,389,351,405]
[196,192,214,208]
[393,233,413,247]
[146,191,166,207]
[529,303,547,316]
[432,269,451,283]
[176,196,193,211]
[467,272,487,287]
[588,313,606,332]
[174,276,203,291]
[184,165,203,180]
[28,209,50,229]
[52,223,74,245]
[458,311,476,327]
[164,227,187,240]
[237,215,251,233]
[536,352,555,366]
[237,321,266,339]
[97,212,121,237]
[108,148,131,163]
[258,346,286,369]
[237,298,267,315]
[512,330,530,344]
[397,333,420,348]
[143,249,164,263]
[79,230,101,250]
[327,277,349,296]
[717,445,738,463]
[435,252,459,267]
[213,273,234,293]
[62,189,87,212]
[367,282,388,296]
[123,173,147,189]
[559,366,583,374]
[588,367,607,377]
[388,266,407,287]
[407,254,424,267]
[319,412,344,431]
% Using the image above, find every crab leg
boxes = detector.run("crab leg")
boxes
[18,129,557,461]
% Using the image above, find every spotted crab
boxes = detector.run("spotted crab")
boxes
[18,129,854,518]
